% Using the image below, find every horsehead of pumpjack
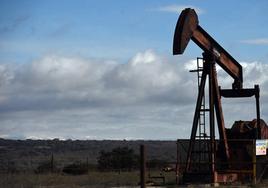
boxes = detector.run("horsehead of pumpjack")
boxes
[173,8,243,90]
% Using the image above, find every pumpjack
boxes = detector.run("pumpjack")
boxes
[173,8,264,184]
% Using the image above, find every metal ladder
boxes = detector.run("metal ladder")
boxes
[197,57,207,140]
[189,57,210,171]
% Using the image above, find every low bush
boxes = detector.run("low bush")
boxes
[62,163,88,175]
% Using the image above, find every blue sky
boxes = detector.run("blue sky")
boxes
[0,1,268,140]
[1,0,268,63]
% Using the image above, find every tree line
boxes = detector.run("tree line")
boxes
[33,146,169,174]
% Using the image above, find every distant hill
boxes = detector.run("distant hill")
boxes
[0,139,178,172]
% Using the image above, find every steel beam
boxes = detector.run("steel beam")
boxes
[192,26,242,88]
[255,85,260,139]
[207,55,216,183]
[212,65,230,160]
[220,88,256,98]
[186,69,207,172]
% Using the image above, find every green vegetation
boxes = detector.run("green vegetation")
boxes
[62,162,88,175]
[0,139,178,187]
[98,146,139,171]
[0,139,177,173]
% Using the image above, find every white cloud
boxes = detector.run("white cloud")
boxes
[153,4,205,14]
[130,49,160,65]
[240,38,268,45]
[0,50,267,140]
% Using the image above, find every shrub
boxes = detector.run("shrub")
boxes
[35,161,55,174]
[62,163,88,175]
[97,146,139,171]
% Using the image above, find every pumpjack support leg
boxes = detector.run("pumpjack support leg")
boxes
[186,70,207,172]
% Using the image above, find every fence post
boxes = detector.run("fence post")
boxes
[176,140,179,184]
[253,139,256,184]
[140,145,146,188]
[51,153,54,173]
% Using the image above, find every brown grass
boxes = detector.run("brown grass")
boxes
[0,171,140,188]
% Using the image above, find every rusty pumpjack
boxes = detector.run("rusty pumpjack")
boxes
[173,8,261,183]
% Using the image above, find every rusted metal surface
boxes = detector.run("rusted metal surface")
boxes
[208,55,216,183]
[177,139,268,184]
[224,121,268,183]
[173,8,242,89]
[185,68,207,172]
[192,26,243,89]
[173,8,198,55]
[226,119,268,139]
[185,52,231,174]
[215,172,238,183]
[212,64,230,160]
[173,7,264,185]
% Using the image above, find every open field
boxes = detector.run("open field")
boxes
[0,170,179,188]
[2,139,268,187]
[0,139,177,187]
[0,171,140,188]
[2,172,268,188]
[0,139,177,173]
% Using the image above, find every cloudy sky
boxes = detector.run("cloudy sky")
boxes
[0,0,268,140]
